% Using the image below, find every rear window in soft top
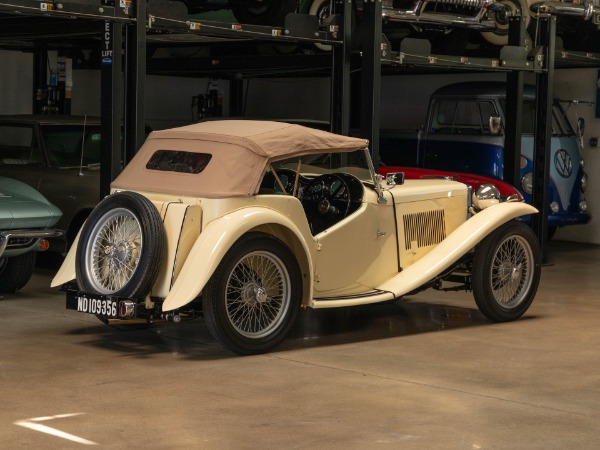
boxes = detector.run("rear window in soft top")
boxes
[146,150,212,174]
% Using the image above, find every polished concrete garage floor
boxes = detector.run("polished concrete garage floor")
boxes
[1,240,599,449]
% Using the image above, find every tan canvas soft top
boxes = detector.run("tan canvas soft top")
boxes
[112,120,369,198]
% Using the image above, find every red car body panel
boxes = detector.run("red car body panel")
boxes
[379,166,523,201]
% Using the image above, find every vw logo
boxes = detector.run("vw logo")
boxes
[554,149,573,178]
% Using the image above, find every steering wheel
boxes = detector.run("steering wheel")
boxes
[302,174,351,234]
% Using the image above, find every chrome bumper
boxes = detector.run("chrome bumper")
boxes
[383,0,498,29]
[0,229,63,257]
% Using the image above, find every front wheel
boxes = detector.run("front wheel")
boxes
[202,233,302,355]
[472,221,541,322]
[0,252,36,294]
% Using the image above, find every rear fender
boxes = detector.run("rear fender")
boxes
[162,207,314,312]
[50,231,80,288]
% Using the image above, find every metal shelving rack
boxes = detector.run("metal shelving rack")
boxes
[0,0,597,257]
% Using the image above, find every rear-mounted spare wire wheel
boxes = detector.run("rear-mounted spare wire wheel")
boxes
[76,191,165,300]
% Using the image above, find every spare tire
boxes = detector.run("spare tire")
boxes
[229,0,297,26]
[76,191,165,299]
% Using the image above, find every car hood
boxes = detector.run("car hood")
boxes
[0,178,62,229]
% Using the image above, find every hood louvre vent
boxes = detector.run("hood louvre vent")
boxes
[403,210,446,250]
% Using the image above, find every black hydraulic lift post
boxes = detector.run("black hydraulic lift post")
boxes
[330,0,352,135]
[504,15,526,188]
[124,0,146,165]
[359,0,382,167]
[100,20,124,198]
[32,50,47,114]
[532,15,556,261]
[230,73,244,117]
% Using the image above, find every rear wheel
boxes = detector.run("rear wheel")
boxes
[472,221,541,322]
[202,233,302,355]
[75,191,165,300]
[480,0,530,46]
[0,252,36,294]
[229,0,297,26]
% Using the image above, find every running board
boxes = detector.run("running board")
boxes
[311,289,396,308]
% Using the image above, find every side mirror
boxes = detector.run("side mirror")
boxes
[385,172,405,187]
[489,115,502,135]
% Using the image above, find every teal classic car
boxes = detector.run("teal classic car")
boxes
[0,177,62,293]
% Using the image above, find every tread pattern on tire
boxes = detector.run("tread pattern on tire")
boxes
[0,252,37,294]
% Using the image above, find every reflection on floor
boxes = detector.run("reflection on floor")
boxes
[1,240,599,448]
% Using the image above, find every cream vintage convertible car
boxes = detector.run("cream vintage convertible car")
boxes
[52,120,541,354]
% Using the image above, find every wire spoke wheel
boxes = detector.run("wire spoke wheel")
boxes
[226,251,290,338]
[203,233,302,355]
[489,235,534,308]
[472,221,541,322]
[76,191,165,302]
[85,208,143,295]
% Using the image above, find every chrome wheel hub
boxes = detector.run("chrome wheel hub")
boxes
[225,251,291,338]
[490,235,534,308]
[85,208,143,295]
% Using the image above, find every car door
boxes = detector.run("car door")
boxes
[312,190,397,296]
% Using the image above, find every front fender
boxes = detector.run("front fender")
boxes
[162,207,314,312]
[376,202,537,298]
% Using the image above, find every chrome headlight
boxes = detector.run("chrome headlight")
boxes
[473,183,501,210]
[580,201,588,212]
[550,201,560,214]
[581,172,588,193]
[521,172,533,195]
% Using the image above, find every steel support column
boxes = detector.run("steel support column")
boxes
[32,50,47,114]
[124,0,146,165]
[100,20,123,198]
[359,0,382,166]
[229,73,244,117]
[330,0,352,135]
[504,16,526,188]
[532,16,556,260]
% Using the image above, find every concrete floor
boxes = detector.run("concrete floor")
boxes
[1,240,599,449]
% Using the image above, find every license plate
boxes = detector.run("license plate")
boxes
[66,290,123,318]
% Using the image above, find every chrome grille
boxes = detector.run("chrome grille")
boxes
[429,0,484,6]
[403,210,446,250]
[7,237,35,248]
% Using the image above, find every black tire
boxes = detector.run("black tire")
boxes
[0,252,36,294]
[229,0,297,26]
[202,232,302,355]
[75,191,165,300]
[472,221,541,322]
[480,0,530,46]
